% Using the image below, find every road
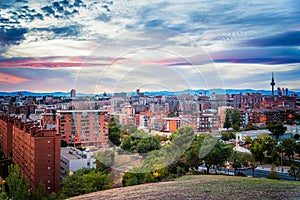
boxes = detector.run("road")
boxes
[227,168,294,181]
[199,166,295,181]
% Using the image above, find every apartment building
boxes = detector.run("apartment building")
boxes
[0,115,13,158]
[56,110,109,148]
[0,115,60,194]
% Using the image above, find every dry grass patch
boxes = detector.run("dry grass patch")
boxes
[69,175,300,200]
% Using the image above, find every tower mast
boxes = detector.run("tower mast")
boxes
[270,72,275,95]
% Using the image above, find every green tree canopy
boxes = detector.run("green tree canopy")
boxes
[250,134,277,164]
[243,153,258,177]
[121,126,195,186]
[267,122,287,139]
[288,163,300,181]
[221,132,235,141]
[5,165,30,200]
[281,138,296,160]
[250,139,265,164]
[120,130,161,153]
[223,108,241,131]
[202,139,232,174]
[122,123,138,135]
[244,135,252,145]
[94,149,115,171]
[60,168,111,199]
[229,152,248,175]
[245,122,256,131]
[108,117,122,146]
[295,142,300,159]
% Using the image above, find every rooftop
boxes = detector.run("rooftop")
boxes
[57,110,108,113]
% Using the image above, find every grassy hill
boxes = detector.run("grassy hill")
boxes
[68,175,300,200]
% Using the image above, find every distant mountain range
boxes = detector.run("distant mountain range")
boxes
[0,91,69,97]
[0,89,299,97]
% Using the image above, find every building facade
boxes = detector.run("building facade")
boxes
[0,115,13,158]
[60,147,96,173]
[56,110,109,147]
[0,115,60,194]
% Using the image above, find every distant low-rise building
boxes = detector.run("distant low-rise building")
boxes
[60,147,96,173]
[236,130,271,144]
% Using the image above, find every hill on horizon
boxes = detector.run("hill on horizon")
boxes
[1,88,300,97]
[68,175,300,200]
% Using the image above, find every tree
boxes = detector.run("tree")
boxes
[250,139,265,164]
[223,108,241,130]
[5,165,29,200]
[122,172,139,186]
[202,140,232,174]
[108,117,122,146]
[60,140,68,147]
[244,135,252,146]
[123,126,195,183]
[182,134,206,170]
[267,122,287,139]
[231,108,242,131]
[288,163,300,181]
[295,142,300,159]
[245,122,256,131]
[221,132,235,141]
[82,171,111,192]
[120,131,160,153]
[60,169,86,198]
[250,134,277,165]
[229,152,247,175]
[122,123,138,135]
[94,149,115,171]
[281,138,296,160]
[60,168,112,199]
[223,111,231,129]
[0,192,8,200]
[244,153,258,177]
[29,183,48,200]
[266,170,280,180]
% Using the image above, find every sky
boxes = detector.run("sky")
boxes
[0,0,300,94]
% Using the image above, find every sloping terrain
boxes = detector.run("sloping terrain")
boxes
[68,175,300,200]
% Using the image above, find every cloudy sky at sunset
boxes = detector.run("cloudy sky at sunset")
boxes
[1,0,300,94]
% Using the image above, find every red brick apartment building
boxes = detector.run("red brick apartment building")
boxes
[0,115,13,158]
[56,110,109,147]
[0,115,60,194]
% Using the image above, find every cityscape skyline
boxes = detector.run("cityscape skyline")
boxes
[1,1,300,197]
[1,0,300,93]
[0,72,299,96]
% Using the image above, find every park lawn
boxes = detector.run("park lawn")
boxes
[69,175,300,200]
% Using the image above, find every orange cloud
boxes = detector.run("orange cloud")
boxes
[0,72,29,84]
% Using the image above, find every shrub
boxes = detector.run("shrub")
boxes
[266,171,280,180]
